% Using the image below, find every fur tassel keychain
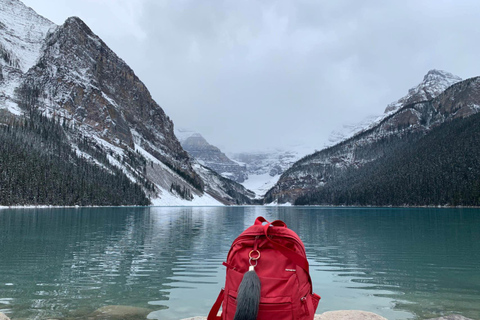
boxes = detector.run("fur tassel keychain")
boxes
[233,251,261,320]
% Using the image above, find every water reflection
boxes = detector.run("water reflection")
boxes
[0,207,479,320]
[275,207,480,319]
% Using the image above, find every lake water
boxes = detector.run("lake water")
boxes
[0,206,479,320]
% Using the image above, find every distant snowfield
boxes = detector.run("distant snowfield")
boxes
[150,190,223,206]
[0,192,224,208]
[241,172,281,198]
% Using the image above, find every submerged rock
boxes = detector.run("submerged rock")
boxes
[0,312,11,320]
[90,305,152,319]
[180,311,387,320]
[425,315,474,320]
[315,311,387,320]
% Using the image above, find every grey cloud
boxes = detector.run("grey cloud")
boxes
[22,0,480,153]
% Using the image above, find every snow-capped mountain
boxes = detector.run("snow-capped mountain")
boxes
[176,127,313,198]
[0,0,54,73]
[326,114,382,148]
[265,71,480,204]
[230,146,313,198]
[385,69,462,114]
[175,128,248,183]
[326,69,463,148]
[0,0,54,115]
[0,0,255,206]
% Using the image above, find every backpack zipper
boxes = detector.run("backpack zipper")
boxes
[230,233,306,255]
[300,295,310,316]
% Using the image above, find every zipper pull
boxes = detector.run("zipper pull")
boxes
[301,296,310,316]
[253,235,260,251]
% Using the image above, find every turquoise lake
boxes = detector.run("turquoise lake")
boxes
[0,206,479,320]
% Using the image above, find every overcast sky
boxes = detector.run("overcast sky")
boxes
[21,0,480,153]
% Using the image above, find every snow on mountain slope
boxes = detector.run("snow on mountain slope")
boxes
[230,145,314,197]
[175,128,313,198]
[385,69,462,114]
[326,114,383,148]
[0,0,55,115]
[325,69,463,148]
[0,0,256,206]
[0,0,54,72]
[15,14,208,204]
[265,70,476,204]
[175,128,248,183]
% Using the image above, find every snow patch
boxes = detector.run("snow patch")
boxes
[0,0,55,72]
[150,188,222,206]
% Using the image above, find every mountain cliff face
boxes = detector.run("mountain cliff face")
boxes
[0,0,54,114]
[230,147,312,197]
[385,69,462,114]
[265,71,480,204]
[175,128,311,198]
[176,129,248,183]
[295,109,480,206]
[19,15,202,189]
[1,0,254,205]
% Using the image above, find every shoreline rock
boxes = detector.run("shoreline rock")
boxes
[425,316,474,320]
[1,309,475,320]
[0,312,11,320]
[89,305,153,319]
[180,311,387,320]
[180,312,476,320]
[315,311,387,320]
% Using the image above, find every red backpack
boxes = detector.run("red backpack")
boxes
[208,217,320,320]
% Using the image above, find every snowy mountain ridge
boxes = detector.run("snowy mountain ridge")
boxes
[0,0,256,206]
[175,128,248,183]
[0,0,54,72]
[385,69,462,114]
[265,70,479,204]
[326,69,463,148]
[176,126,313,198]
[0,0,55,115]
[230,145,313,198]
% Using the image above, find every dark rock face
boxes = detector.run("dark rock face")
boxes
[20,16,201,191]
[1,0,256,205]
[265,75,480,204]
[385,69,462,113]
[194,162,257,205]
[180,134,248,183]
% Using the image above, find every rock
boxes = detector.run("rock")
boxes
[90,305,152,319]
[180,311,387,320]
[180,133,248,184]
[425,315,474,320]
[315,311,387,320]
[0,312,11,320]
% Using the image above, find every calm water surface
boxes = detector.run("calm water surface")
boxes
[0,207,479,320]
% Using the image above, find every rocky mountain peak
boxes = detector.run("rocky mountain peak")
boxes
[422,69,461,83]
[0,0,259,206]
[183,134,211,148]
[385,69,462,114]
[0,0,54,72]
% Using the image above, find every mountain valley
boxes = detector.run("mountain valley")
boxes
[0,0,255,206]
[2,0,480,207]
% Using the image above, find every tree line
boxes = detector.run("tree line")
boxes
[0,111,150,206]
[295,113,480,206]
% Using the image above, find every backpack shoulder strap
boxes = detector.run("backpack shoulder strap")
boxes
[255,216,287,228]
[207,288,224,320]
[262,222,310,274]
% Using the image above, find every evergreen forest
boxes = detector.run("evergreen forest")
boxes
[0,111,150,206]
[295,113,480,206]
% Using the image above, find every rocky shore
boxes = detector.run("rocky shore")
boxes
[180,312,475,320]
[0,309,475,320]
